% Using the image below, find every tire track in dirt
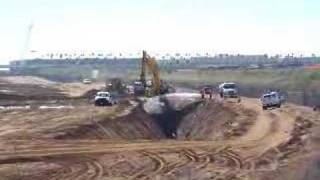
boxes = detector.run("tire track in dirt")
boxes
[51,163,84,180]
[163,151,191,176]
[86,160,104,180]
[43,156,105,180]
[138,151,166,180]
[1,98,310,180]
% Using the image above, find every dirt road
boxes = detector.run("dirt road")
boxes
[0,94,317,180]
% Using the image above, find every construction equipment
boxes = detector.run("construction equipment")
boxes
[135,51,169,96]
[200,86,214,99]
[106,78,126,94]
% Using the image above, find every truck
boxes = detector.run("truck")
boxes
[219,82,238,98]
[260,91,282,110]
[218,82,241,102]
[94,91,117,106]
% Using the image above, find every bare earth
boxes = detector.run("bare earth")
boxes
[0,76,319,180]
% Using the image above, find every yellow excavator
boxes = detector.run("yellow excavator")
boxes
[134,50,169,96]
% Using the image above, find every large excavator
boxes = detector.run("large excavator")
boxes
[134,51,169,96]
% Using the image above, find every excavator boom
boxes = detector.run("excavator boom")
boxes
[140,51,147,85]
[139,51,162,96]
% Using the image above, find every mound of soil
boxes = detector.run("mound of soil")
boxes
[177,100,257,140]
[55,104,166,140]
[55,98,256,141]
[81,89,100,99]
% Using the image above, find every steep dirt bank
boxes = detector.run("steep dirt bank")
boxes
[0,93,256,142]
[143,94,257,140]
[178,100,257,140]
[55,103,166,140]
[56,94,258,141]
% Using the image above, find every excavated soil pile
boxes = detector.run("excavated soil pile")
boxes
[55,103,166,140]
[178,100,257,140]
[57,95,257,141]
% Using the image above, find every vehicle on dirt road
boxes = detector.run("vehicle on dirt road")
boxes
[219,82,238,98]
[94,91,117,106]
[260,91,282,110]
[218,82,241,102]
[200,86,213,99]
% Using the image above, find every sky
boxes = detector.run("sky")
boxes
[0,0,319,64]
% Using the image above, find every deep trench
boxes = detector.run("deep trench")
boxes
[54,98,202,140]
[149,97,202,138]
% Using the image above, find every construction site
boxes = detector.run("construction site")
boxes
[1,1,320,179]
[0,49,319,180]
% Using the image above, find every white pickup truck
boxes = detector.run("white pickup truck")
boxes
[219,82,239,97]
[94,91,117,106]
[260,92,281,110]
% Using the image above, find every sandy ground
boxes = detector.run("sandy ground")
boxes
[0,76,319,180]
[0,76,56,86]
[57,82,105,97]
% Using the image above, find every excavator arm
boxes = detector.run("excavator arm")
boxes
[140,51,161,95]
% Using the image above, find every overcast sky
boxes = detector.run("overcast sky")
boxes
[0,0,319,64]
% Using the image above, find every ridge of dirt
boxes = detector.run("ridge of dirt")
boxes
[55,103,166,140]
[178,100,257,140]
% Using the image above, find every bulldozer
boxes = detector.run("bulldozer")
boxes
[134,51,170,97]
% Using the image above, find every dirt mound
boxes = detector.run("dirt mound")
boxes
[81,89,100,99]
[177,100,257,140]
[57,82,104,97]
[55,97,256,141]
[55,103,166,140]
